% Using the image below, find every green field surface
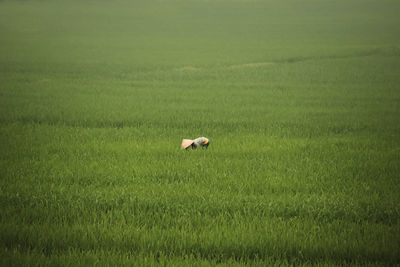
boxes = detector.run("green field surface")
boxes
[1,0,400,265]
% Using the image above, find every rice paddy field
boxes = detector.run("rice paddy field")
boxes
[1,0,400,265]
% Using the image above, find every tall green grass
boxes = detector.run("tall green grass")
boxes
[1,0,399,265]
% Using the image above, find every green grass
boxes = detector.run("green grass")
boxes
[1,0,400,265]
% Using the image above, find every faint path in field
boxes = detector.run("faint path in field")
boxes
[174,66,200,72]
[228,62,274,69]
[277,46,400,64]
[173,62,274,72]
[173,46,400,72]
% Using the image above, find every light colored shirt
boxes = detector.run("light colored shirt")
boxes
[192,137,209,148]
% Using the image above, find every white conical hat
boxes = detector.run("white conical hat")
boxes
[181,139,194,149]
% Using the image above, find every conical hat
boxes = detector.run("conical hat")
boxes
[181,139,194,149]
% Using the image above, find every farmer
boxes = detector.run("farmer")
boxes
[181,137,210,149]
